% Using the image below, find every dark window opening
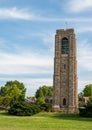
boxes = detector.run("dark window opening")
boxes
[63,98,66,105]
[61,37,69,54]
[64,64,66,69]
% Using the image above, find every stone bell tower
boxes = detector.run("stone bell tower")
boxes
[53,28,78,113]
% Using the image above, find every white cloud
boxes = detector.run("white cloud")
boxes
[78,80,92,92]
[0,50,53,96]
[77,39,92,92]
[28,31,55,47]
[76,26,92,33]
[25,78,53,96]
[0,7,92,23]
[0,7,33,20]
[78,40,92,71]
[34,17,92,22]
[0,7,89,22]
[66,0,92,13]
[0,51,53,75]
[0,77,53,96]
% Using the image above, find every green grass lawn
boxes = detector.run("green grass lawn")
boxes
[0,111,92,130]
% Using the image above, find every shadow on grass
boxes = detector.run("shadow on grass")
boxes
[50,112,92,122]
[0,110,9,116]
[0,110,92,122]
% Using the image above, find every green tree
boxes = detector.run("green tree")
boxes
[0,86,7,96]
[0,96,3,106]
[35,85,53,103]
[2,96,12,109]
[83,84,92,96]
[87,96,92,106]
[36,89,45,104]
[0,80,26,100]
[79,84,92,117]
[78,92,83,101]
[78,92,84,107]
[35,85,53,98]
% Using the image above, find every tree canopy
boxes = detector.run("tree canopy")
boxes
[83,84,92,97]
[35,85,53,98]
[35,85,53,103]
[0,80,26,100]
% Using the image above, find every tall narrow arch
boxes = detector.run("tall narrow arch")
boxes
[61,37,69,54]
[63,98,66,106]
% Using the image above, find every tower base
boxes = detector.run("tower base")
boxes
[52,105,78,113]
[52,105,60,112]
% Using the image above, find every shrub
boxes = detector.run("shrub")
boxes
[8,101,41,116]
[79,107,86,117]
[79,106,92,117]
[86,106,92,117]
[40,103,52,112]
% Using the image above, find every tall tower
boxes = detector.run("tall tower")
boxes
[53,28,78,113]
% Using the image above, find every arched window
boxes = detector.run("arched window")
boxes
[63,98,66,105]
[61,37,69,54]
[64,64,66,69]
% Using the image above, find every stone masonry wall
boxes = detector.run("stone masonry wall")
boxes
[53,28,78,112]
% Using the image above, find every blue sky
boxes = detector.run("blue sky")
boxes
[0,0,92,96]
